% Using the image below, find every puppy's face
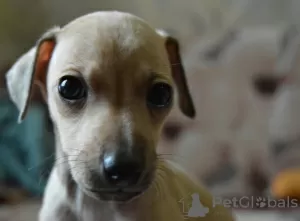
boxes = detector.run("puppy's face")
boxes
[50,17,173,202]
[6,12,195,202]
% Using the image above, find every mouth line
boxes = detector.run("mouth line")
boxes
[82,185,148,203]
[84,186,148,195]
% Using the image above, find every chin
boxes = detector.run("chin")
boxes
[81,183,152,203]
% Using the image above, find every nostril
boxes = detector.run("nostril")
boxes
[102,153,143,187]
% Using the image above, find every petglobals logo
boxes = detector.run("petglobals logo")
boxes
[213,196,299,209]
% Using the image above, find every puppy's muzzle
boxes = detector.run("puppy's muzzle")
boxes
[87,139,155,202]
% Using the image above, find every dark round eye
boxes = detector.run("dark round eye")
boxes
[253,75,281,96]
[147,83,172,108]
[58,76,87,101]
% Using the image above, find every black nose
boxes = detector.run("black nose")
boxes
[102,150,145,187]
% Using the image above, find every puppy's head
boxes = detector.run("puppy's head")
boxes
[6,11,195,202]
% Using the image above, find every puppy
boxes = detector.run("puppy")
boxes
[5,11,234,221]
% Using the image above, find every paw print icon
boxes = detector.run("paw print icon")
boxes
[255,197,267,208]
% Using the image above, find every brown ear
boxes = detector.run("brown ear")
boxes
[156,29,195,118]
[5,26,60,123]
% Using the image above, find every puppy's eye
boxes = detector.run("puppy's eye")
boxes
[58,76,87,101]
[147,83,172,108]
[253,75,281,96]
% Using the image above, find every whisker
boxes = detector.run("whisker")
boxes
[38,160,87,184]
[151,162,170,202]
[153,175,163,202]
[38,168,53,187]
[170,62,182,66]
[28,151,88,171]
[65,163,87,174]
[137,163,155,185]
[157,153,188,161]
[27,153,56,171]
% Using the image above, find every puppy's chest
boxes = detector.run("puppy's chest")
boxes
[74,194,134,221]
[77,207,134,221]
[74,196,111,221]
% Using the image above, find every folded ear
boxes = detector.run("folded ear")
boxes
[6,26,60,123]
[156,29,196,118]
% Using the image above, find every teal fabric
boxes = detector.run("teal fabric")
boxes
[0,98,54,196]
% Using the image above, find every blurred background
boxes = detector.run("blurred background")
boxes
[1,0,300,220]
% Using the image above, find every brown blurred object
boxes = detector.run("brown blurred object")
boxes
[271,168,300,201]
[0,185,29,205]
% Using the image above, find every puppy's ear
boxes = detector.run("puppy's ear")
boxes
[156,29,196,118]
[6,26,60,123]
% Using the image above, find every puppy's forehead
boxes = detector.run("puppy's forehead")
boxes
[54,11,168,76]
